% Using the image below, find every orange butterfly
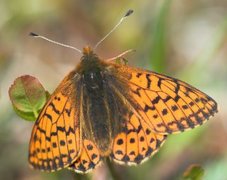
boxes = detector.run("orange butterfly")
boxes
[28,10,218,173]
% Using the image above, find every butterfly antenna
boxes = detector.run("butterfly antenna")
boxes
[94,9,134,50]
[29,32,82,54]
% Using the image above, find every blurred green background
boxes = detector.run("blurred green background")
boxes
[0,0,227,180]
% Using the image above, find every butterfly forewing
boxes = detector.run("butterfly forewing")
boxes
[29,72,81,171]
[115,65,218,134]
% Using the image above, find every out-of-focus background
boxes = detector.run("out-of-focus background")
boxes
[0,0,227,180]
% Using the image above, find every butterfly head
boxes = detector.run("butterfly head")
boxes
[83,46,93,55]
[81,45,99,63]
[76,45,106,75]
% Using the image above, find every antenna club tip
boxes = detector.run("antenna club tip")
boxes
[29,32,39,37]
[124,9,134,17]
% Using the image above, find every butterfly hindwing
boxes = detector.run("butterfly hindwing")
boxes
[69,139,102,173]
[29,74,81,171]
[110,112,167,165]
[116,65,218,134]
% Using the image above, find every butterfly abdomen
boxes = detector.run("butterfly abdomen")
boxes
[76,49,119,154]
[82,69,111,152]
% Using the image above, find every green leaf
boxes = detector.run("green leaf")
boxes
[182,164,205,180]
[9,75,47,121]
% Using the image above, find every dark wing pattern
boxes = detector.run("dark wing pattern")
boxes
[29,80,81,171]
[117,65,217,134]
[110,112,167,165]
[69,139,102,173]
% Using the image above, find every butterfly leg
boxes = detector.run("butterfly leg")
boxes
[107,49,135,63]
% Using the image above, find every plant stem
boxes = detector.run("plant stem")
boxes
[106,158,122,180]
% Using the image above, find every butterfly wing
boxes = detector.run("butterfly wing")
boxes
[28,72,81,171]
[68,139,102,173]
[110,112,167,165]
[116,65,218,134]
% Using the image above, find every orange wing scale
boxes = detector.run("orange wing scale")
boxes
[117,66,217,134]
[110,113,167,165]
[29,90,81,171]
[69,139,102,173]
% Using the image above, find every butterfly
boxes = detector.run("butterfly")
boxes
[28,44,217,173]
[28,9,217,173]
